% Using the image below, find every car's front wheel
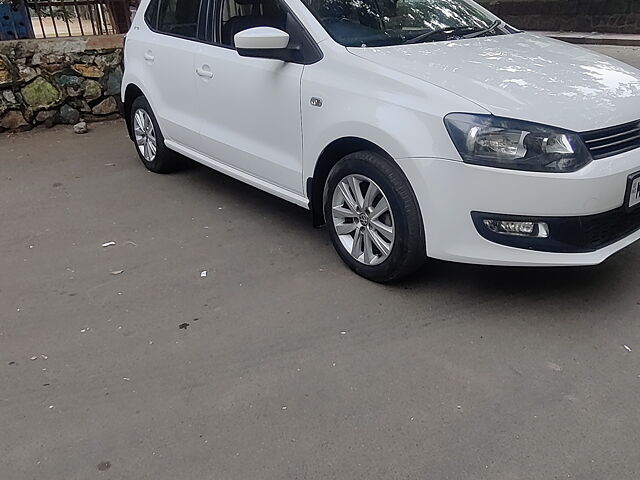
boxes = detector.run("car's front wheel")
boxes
[324,151,426,282]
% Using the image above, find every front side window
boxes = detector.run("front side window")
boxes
[219,0,288,47]
[301,0,514,47]
[156,0,201,38]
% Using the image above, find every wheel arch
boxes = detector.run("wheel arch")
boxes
[123,83,146,140]
[307,137,395,227]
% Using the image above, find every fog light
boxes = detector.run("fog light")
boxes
[483,219,550,238]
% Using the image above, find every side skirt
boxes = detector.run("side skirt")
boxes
[164,140,310,209]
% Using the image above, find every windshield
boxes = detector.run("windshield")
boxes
[301,0,515,47]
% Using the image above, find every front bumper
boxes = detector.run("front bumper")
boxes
[397,150,640,266]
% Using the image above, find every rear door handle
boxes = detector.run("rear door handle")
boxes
[144,52,155,62]
[196,67,214,79]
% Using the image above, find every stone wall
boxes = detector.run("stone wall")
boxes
[0,35,123,132]
[478,0,640,33]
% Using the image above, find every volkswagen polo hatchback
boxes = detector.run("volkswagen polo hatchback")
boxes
[122,0,640,281]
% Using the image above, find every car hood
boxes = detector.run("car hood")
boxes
[348,33,640,132]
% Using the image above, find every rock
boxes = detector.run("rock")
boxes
[104,67,123,96]
[73,121,88,134]
[69,98,91,113]
[35,110,56,123]
[2,89,17,104]
[31,53,42,66]
[83,79,102,100]
[18,66,38,83]
[42,113,58,128]
[59,104,80,124]
[23,107,34,123]
[43,54,66,65]
[72,63,103,78]
[57,74,83,87]
[0,55,13,87]
[91,96,117,115]
[95,52,122,69]
[67,85,83,97]
[40,63,65,75]
[78,54,96,64]
[37,57,66,74]
[21,77,61,109]
[1,110,28,130]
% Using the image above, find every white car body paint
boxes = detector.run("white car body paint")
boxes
[123,0,640,267]
[193,44,305,194]
[234,27,290,50]
[347,33,640,132]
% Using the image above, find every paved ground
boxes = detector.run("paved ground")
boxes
[2,47,640,480]
[586,45,640,68]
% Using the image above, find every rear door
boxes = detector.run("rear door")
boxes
[193,0,316,194]
[134,0,205,147]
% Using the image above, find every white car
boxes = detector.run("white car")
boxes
[122,0,640,281]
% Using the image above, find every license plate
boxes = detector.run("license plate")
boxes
[628,173,640,209]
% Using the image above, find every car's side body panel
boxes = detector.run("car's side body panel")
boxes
[299,40,487,198]
[123,1,201,148]
[164,139,310,207]
[194,44,305,194]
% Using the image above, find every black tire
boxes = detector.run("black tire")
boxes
[130,96,180,173]
[324,151,426,282]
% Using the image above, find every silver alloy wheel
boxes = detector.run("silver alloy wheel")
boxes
[133,108,157,163]
[331,174,395,266]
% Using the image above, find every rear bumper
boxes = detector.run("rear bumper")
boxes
[397,151,640,266]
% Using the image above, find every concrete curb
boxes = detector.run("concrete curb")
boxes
[535,31,640,47]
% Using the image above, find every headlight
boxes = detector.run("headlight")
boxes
[444,113,592,173]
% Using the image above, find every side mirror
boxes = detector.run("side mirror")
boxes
[234,27,300,62]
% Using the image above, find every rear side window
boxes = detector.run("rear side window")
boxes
[156,0,201,39]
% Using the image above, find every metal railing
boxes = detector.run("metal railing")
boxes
[25,0,130,38]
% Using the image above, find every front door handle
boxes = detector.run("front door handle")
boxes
[144,51,155,62]
[196,67,214,79]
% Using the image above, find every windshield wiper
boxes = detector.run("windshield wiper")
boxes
[402,20,502,45]
[461,20,502,39]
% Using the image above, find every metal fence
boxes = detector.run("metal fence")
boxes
[0,2,33,40]
[25,0,131,38]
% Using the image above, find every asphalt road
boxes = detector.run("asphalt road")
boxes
[2,46,640,480]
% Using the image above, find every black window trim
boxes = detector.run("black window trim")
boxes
[208,0,323,64]
[143,0,210,44]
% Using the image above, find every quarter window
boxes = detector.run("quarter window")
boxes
[144,0,159,28]
[156,0,201,39]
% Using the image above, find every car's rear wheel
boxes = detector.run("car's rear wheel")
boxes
[130,96,180,173]
[324,151,426,282]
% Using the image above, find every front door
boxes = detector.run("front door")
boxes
[194,0,306,194]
